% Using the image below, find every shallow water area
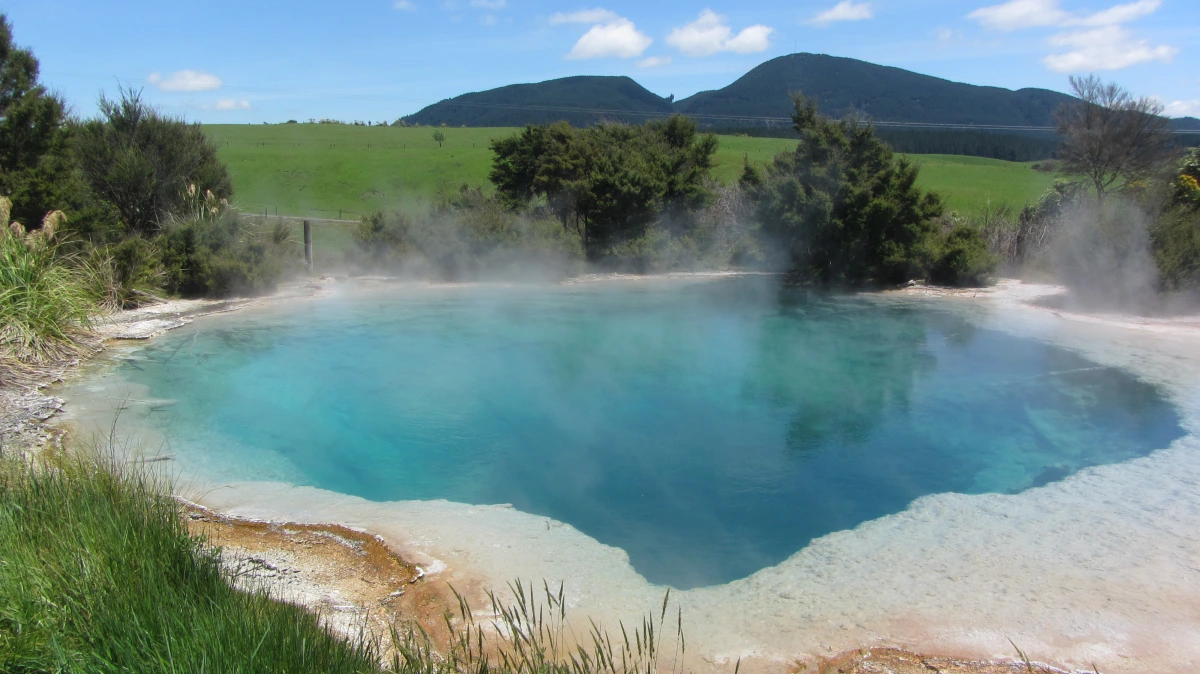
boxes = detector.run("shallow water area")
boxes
[63,278,1185,594]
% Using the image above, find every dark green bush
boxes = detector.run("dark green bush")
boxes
[748,93,991,286]
[154,190,288,297]
[73,89,231,236]
[930,223,997,286]
[490,116,717,262]
[159,214,284,297]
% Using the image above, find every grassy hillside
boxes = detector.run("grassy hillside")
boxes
[205,124,1055,223]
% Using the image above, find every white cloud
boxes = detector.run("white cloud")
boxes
[967,0,1174,73]
[666,10,774,57]
[808,1,873,27]
[394,0,416,10]
[566,17,652,59]
[968,0,1161,31]
[481,13,497,25]
[1162,99,1200,118]
[636,55,672,68]
[214,99,251,111]
[1044,25,1177,71]
[469,0,505,8]
[1078,0,1160,26]
[967,0,1068,30]
[147,70,222,92]
[549,8,619,25]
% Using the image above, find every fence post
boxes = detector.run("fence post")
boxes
[303,220,313,274]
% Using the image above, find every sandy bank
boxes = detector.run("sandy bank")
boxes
[35,276,1200,674]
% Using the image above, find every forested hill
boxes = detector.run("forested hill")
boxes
[675,53,1072,126]
[406,53,1200,130]
[405,54,1077,129]
[401,53,1198,160]
[403,75,674,127]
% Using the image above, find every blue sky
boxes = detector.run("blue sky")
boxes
[4,0,1198,123]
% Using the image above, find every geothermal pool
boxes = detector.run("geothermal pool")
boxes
[80,278,1183,589]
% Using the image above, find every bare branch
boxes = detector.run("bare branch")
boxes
[1055,74,1171,201]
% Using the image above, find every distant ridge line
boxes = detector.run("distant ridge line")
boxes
[421,99,1200,134]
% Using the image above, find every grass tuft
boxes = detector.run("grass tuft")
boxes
[0,220,99,378]
[0,445,384,673]
[0,439,698,674]
[390,579,685,674]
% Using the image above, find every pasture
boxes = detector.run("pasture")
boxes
[204,124,1057,220]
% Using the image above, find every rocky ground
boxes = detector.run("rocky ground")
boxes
[182,501,463,652]
[807,648,1069,673]
[186,502,1063,674]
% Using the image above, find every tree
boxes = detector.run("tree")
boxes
[74,89,231,235]
[489,116,718,261]
[1056,75,1172,202]
[748,93,991,286]
[0,15,79,228]
[432,130,446,147]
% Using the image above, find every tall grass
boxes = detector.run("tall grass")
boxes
[0,442,696,674]
[0,447,384,673]
[0,209,99,377]
[391,582,686,674]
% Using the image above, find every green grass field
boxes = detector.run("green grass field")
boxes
[204,125,1057,221]
[899,153,1056,215]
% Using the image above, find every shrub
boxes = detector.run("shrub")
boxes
[0,203,98,374]
[1152,205,1200,294]
[73,89,231,236]
[354,210,409,266]
[490,116,718,262]
[930,223,997,286]
[157,188,287,297]
[354,187,583,279]
[748,93,989,286]
[84,236,164,309]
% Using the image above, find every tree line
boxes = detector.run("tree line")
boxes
[0,15,292,379]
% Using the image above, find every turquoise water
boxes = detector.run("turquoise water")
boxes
[108,278,1183,589]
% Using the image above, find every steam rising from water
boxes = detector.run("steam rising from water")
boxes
[62,278,1183,589]
[1049,198,1161,311]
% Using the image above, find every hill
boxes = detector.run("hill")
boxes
[407,54,1078,129]
[403,75,673,127]
[401,54,1198,161]
[675,53,1074,127]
